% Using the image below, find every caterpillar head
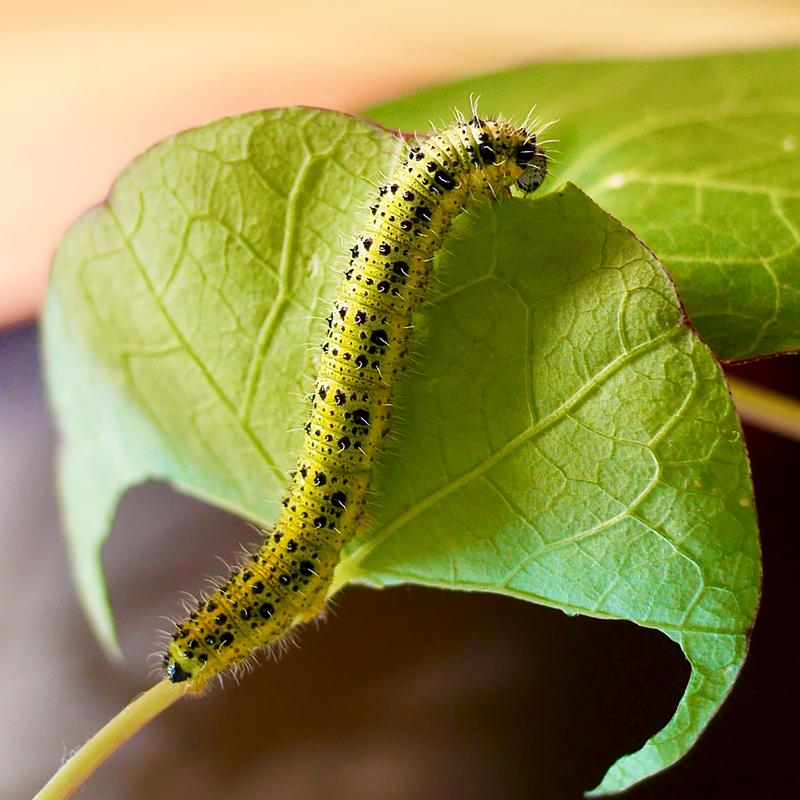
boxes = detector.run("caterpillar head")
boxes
[513,134,548,194]
[475,118,548,195]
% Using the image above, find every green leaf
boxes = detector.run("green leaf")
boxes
[335,184,760,794]
[44,109,759,794]
[365,47,800,361]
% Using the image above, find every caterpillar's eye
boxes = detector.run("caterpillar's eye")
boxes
[515,138,538,167]
[516,149,548,193]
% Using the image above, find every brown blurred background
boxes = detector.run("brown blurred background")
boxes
[1,2,799,798]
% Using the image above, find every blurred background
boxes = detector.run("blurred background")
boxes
[1,1,799,798]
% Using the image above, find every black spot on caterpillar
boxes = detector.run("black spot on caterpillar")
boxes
[163,114,548,690]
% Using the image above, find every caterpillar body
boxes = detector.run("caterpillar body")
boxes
[163,115,548,690]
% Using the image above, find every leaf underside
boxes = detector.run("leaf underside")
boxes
[44,98,759,794]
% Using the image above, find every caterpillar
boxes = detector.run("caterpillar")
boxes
[163,114,548,690]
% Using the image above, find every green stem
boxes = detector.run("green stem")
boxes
[727,375,800,443]
[34,680,188,800]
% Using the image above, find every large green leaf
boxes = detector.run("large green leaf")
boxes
[365,47,800,361]
[43,108,759,794]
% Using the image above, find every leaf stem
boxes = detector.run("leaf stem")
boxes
[33,680,188,800]
[727,375,800,443]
